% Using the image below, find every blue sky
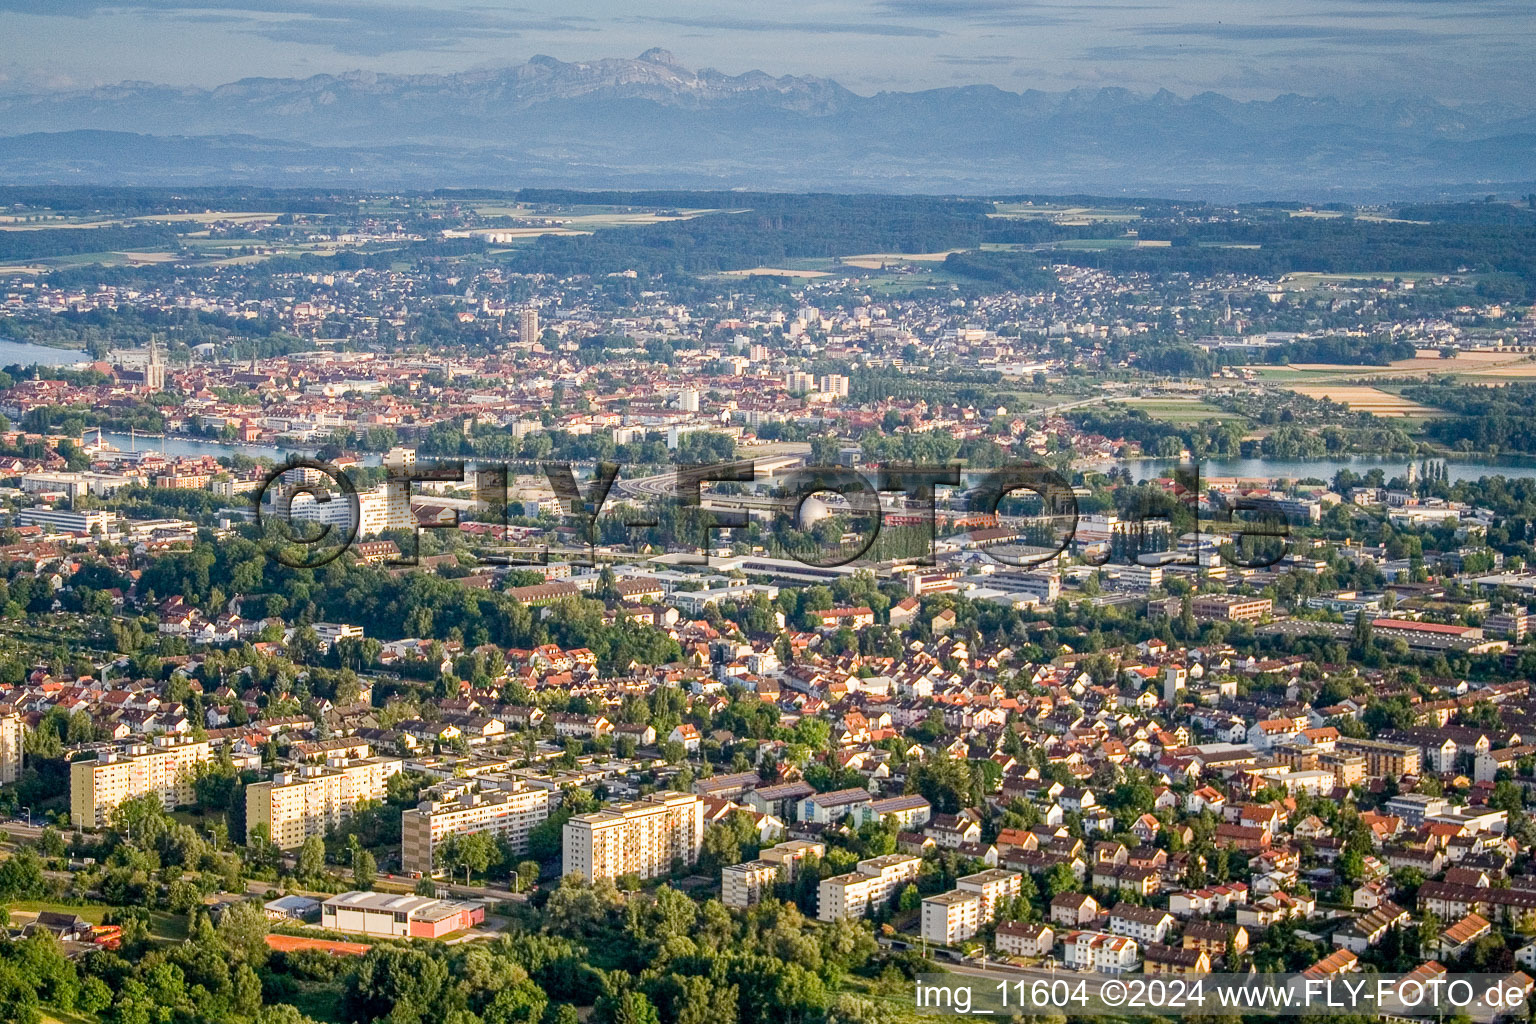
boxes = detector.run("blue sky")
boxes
[0,0,1529,105]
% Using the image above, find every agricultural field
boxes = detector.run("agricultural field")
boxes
[1119,397,1244,422]
[1278,349,1536,382]
[1284,384,1441,417]
[717,267,832,279]
[840,251,964,268]
[989,203,1142,224]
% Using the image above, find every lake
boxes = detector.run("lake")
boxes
[0,339,91,367]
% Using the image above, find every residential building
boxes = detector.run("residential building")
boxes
[816,854,922,922]
[401,776,552,876]
[956,869,1022,922]
[1062,930,1139,973]
[1108,903,1175,944]
[246,755,404,848]
[722,839,825,909]
[1143,943,1210,975]
[70,735,213,828]
[799,786,873,824]
[562,791,705,882]
[723,860,783,910]
[0,709,22,785]
[1335,738,1421,778]
[995,921,1054,958]
[922,890,982,945]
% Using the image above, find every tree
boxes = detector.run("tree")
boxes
[215,900,269,962]
[344,947,449,1024]
[1044,863,1077,898]
[447,831,499,885]
[353,848,377,890]
[298,834,326,879]
[599,991,660,1024]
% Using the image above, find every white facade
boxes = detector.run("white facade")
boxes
[816,854,922,922]
[922,891,981,945]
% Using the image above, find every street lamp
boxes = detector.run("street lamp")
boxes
[19,806,31,828]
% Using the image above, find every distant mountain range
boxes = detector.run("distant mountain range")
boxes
[2,49,1534,197]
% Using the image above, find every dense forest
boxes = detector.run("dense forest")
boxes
[506,194,992,278]
[0,225,177,262]
[1404,382,1536,454]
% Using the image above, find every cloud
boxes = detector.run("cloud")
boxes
[935,54,1017,65]
[1136,22,1457,46]
[0,0,596,55]
[636,15,944,38]
[1078,43,1234,61]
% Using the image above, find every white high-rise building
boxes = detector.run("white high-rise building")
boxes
[0,710,24,784]
[678,388,701,413]
[288,482,414,539]
[817,374,850,398]
[562,791,704,882]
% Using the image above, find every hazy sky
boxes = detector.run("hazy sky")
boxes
[1,0,1530,105]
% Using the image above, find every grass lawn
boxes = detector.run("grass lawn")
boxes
[7,900,189,942]
[42,1009,99,1024]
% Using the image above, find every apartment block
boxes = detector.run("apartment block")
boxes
[287,482,413,539]
[561,791,704,882]
[70,735,213,828]
[816,853,922,922]
[246,755,404,848]
[721,839,825,908]
[1335,738,1421,778]
[401,776,551,876]
[0,709,23,785]
[723,860,783,909]
[1191,594,1273,624]
[922,890,982,945]
[956,869,1023,922]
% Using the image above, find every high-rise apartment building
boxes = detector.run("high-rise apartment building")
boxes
[520,306,540,343]
[288,482,414,539]
[0,709,24,785]
[561,791,704,882]
[816,374,850,398]
[401,776,551,876]
[70,736,213,828]
[246,755,404,848]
